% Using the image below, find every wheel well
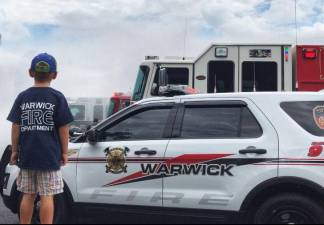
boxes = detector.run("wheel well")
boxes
[241,177,324,214]
[63,181,74,210]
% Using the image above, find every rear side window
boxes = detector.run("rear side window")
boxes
[281,102,324,136]
[181,105,262,139]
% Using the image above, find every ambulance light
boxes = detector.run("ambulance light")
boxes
[303,48,317,59]
[215,47,228,58]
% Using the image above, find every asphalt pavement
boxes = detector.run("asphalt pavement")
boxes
[0,199,18,224]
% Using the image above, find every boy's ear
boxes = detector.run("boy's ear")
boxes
[51,72,58,80]
[29,69,35,78]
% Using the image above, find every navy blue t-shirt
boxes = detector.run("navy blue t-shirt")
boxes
[7,87,74,171]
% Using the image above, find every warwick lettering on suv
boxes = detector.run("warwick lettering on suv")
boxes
[2,92,324,224]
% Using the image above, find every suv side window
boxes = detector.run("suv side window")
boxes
[100,106,172,142]
[281,101,324,137]
[180,105,262,139]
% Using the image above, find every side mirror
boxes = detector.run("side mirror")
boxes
[158,68,168,87]
[69,127,83,138]
[86,129,98,144]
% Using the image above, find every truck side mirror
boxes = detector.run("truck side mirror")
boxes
[158,68,168,87]
[86,129,98,144]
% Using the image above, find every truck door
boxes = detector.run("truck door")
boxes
[76,101,177,207]
[163,98,278,212]
[148,64,193,98]
[240,46,282,92]
[297,46,324,91]
[322,48,324,85]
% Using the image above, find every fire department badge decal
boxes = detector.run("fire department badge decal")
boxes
[105,147,129,174]
[313,106,324,129]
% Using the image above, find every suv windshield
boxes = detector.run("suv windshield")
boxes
[281,101,324,136]
[132,66,150,101]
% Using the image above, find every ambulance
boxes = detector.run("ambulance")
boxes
[132,44,324,101]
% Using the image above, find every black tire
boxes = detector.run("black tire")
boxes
[0,146,12,196]
[254,193,324,224]
[18,193,68,224]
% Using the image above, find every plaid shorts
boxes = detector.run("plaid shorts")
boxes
[17,170,64,196]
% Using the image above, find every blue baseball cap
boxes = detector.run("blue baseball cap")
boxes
[30,53,57,73]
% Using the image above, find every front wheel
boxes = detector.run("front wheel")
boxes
[18,194,68,224]
[253,193,324,224]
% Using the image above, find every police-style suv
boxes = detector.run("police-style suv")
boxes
[2,92,324,224]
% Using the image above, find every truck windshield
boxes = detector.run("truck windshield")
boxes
[132,66,150,101]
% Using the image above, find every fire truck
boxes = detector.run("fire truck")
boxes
[107,92,131,115]
[132,44,324,101]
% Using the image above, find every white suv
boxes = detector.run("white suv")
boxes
[2,92,324,224]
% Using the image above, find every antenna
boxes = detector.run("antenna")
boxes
[183,16,188,60]
[294,0,298,45]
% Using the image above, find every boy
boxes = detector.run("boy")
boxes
[7,53,74,224]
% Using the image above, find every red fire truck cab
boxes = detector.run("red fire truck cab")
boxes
[108,92,131,116]
[295,45,324,91]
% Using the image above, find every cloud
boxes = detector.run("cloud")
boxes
[1,0,324,149]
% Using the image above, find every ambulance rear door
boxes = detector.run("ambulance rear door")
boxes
[194,45,239,93]
[239,45,292,92]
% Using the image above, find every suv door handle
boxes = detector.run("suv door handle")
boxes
[134,148,157,156]
[239,149,267,155]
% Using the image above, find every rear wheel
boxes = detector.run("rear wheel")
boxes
[254,193,324,224]
[18,194,68,224]
[0,146,12,196]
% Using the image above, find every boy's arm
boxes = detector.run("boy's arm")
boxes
[10,123,20,165]
[59,125,70,166]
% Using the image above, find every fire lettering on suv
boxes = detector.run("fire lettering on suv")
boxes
[141,163,235,176]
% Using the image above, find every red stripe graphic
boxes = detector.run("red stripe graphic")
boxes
[106,171,147,187]
[105,154,233,187]
[165,154,233,166]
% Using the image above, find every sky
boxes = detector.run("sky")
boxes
[1,0,324,148]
